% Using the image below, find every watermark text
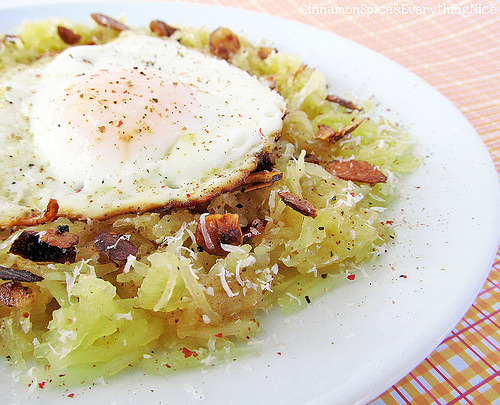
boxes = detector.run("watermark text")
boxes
[299,3,497,17]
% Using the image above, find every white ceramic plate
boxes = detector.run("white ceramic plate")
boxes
[1,2,499,404]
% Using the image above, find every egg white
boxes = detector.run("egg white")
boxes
[0,33,286,226]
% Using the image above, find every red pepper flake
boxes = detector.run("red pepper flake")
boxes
[181,347,194,358]
[399,274,408,279]
[38,381,46,389]
[350,192,356,197]
[165,363,172,368]
[259,128,264,137]
[386,220,393,224]
[215,333,223,338]
[347,274,356,280]
[117,120,123,127]
[186,193,191,198]
[67,393,75,398]
[277,352,282,355]
[75,189,82,193]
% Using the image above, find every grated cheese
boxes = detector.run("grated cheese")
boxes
[307,266,318,277]
[220,243,246,254]
[105,234,130,250]
[58,329,77,343]
[188,263,200,280]
[286,292,302,305]
[200,355,217,366]
[182,383,205,401]
[235,256,256,286]
[122,254,136,273]
[26,367,39,394]
[218,266,238,297]
[20,316,31,334]
[115,312,133,320]
[199,213,215,251]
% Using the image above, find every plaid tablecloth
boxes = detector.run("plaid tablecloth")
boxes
[183,0,500,403]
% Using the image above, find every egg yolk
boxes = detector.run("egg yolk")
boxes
[36,67,199,188]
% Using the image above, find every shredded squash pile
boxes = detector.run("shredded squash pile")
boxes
[0,17,419,387]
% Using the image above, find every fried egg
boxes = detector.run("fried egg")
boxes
[0,34,286,226]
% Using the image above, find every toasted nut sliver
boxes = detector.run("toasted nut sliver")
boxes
[0,266,43,283]
[278,191,317,218]
[325,160,387,185]
[195,213,243,256]
[244,169,283,185]
[257,46,274,60]
[11,199,59,227]
[242,219,268,243]
[326,94,360,110]
[57,26,81,44]
[0,281,35,308]
[209,27,240,60]
[304,153,320,164]
[314,118,367,143]
[1,35,18,45]
[293,64,307,78]
[10,229,78,264]
[40,228,79,250]
[150,20,177,37]
[91,13,129,31]
[94,231,138,266]
[243,182,275,193]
